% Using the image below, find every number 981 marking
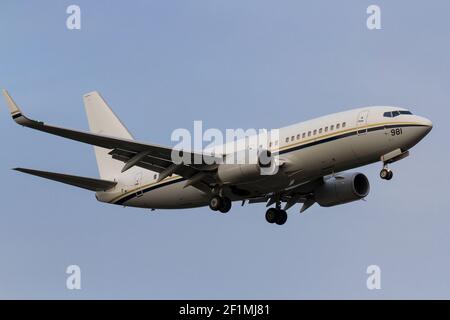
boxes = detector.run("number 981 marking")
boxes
[391,128,403,136]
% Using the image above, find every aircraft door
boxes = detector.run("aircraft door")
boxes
[356,110,369,135]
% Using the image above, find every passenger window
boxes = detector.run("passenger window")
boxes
[330,125,334,130]
[285,137,289,143]
[325,126,328,132]
[302,132,306,138]
[313,129,316,135]
[308,131,311,137]
[336,123,340,129]
[342,122,346,128]
[291,136,295,142]
[154,174,157,180]
[297,134,301,140]
[319,128,322,134]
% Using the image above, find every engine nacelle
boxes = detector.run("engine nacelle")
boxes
[217,164,262,184]
[217,149,275,184]
[315,172,370,207]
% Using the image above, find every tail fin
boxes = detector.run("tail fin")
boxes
[83,91,133,180]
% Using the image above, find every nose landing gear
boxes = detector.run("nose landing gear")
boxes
[379,149,409,181]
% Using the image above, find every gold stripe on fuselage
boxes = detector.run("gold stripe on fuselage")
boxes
[276,121,421,152]
[108,175,182,204]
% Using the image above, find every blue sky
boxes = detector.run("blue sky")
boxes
[0,0,449,299]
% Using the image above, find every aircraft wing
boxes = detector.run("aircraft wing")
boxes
[3,90,220,187]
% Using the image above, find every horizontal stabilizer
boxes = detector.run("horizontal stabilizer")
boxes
[14,168,117,191]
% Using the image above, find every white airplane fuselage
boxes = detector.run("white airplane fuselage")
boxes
[96,106,432,209]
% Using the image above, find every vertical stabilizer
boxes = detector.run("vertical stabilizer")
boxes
[83,91,133,179]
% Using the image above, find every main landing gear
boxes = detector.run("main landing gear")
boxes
[265,207,288,225]
[209,196,232,213]
[380,165,393,181]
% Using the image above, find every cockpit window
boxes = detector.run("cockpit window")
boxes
[384,110,413,118]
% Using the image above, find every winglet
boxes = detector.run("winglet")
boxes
[3,89,23,118]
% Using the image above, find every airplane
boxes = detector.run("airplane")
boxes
[3,90,432,225]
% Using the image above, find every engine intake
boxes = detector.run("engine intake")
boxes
[315,172,370,207]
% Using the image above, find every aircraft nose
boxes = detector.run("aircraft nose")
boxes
[418,116,433,136]
[420,117,433,131]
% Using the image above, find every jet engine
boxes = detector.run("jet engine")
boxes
[315,172,370,207]
[217,149,275,184]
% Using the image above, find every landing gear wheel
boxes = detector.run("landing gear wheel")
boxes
[219,197,232,213]
[275,210,288,225]
[380,168,388,179]
[209,196,222,211]
[380,168,393,180]
[265,208,278,224]
[265,208,288,225]
[380,168,389,180]
[386,170,393,180]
